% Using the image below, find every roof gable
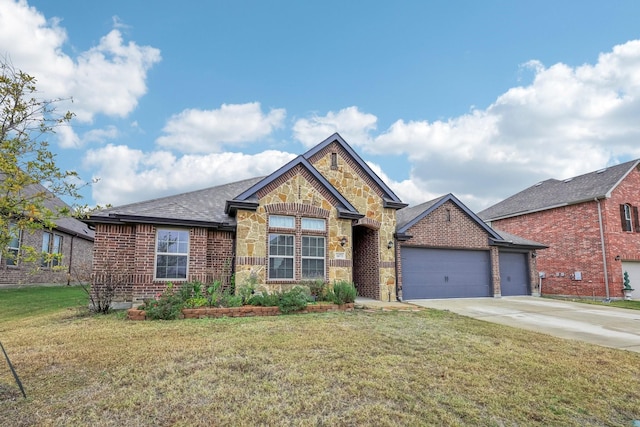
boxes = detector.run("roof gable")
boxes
[225,155,363,220]
[304,133,407,209]
[396,193,501,239]
[479,159,640,221]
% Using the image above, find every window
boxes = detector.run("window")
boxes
[301,217,325,231]
[302,236,325,279]
[156,229,189,279]
[269,234,294,279]
[41,231,62,268]
[621,204,637,232]
[269,215,294,228]
[267,215,327,281]
[4,223,21,266]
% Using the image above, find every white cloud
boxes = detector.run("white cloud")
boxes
[84,144,296,206]
[353,40,640,210]
[292,106,377,148]
[156,102,286,153]
[0,0,160,131]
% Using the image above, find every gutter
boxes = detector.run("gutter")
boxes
[595,198,611,300]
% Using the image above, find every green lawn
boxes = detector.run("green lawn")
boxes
[1,286,639,426]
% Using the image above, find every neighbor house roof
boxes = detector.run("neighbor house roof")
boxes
[87,177,264,229]
[396,193,547,249]
[1,173,94,241]
[478,159,640,221]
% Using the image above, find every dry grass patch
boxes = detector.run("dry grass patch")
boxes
[1,297,639,426]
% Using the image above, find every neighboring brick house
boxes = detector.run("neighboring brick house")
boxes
[396,194,545,300]
[1,182,95,286]
[479,159,640,299]
[85,134,545,304]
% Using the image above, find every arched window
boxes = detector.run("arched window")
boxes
[621,204,634,232]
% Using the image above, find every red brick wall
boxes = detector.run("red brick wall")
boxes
[353,226,379,299]
[491,167,640,298]
[0,228,93,285]
[92,223,235,302]
[397,201,501,297]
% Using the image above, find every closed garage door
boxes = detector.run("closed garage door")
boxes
[621,261,640,289]
[401,247,492,299]
[499,252,529,296]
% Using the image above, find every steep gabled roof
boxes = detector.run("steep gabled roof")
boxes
[225,155,363,220]
[1,174,94,241]
[479,159,640,221]
[303,133,407,209]
[396,193,547,249]
[396,193,501,239]
[87,177,263,229]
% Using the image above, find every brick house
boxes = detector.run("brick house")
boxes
[479,159,640,299]
[396,194,545,299]
[85,134,543,304]
[1,182,95,286]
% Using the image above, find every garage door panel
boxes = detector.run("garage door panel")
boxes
[499,252,529,296]
[621,261,640,289]
[402,248,491,299]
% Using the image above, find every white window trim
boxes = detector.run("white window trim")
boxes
[268,233,295,280]
[624,204,633,232]
[4,223,21,266]
[269,215,295,228]
[41,231,63,268]
[154,228,190,281]
[301,235,326,279]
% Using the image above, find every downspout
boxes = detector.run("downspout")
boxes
[595,198,611,301]
[393,235,401,302]
[67,235,75,286]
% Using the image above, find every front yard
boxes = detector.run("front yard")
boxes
[1,286,639,426]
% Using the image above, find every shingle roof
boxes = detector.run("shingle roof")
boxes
[88,177,264,228]
[478,159,640,221]
[1,173,94,241]
[396,193,547,249]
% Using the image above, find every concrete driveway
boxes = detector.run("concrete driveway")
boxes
[407,296,640,353]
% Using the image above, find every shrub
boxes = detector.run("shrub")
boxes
[142,283,184,320]
[247,292,280,307]
[184,297,208,308]
[278,286,312,314]
[331,281,357,305]
[301,279,327,301]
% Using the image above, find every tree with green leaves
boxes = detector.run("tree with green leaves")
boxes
[1,58,80,266]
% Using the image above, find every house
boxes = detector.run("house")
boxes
[396,194,545,299]
[85,133,543,304]
[1,180,95,286]
[479,159,640,299]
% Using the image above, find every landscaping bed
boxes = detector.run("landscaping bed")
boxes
[127,302,355,320]
[130,279,358,320]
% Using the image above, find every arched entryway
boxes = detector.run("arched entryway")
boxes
[352,225,380,299]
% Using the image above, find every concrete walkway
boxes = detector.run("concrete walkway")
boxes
[407,296,640,353]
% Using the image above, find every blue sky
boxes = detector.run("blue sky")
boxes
[2,0,640,211]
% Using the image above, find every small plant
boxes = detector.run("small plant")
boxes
[142,283,184,320]
[247,291,280,307]
[330,281,357,305]
[623,271,634,290]
[184,297,208,308]
[277,286,312,314]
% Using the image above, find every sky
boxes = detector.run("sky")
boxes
[2,0,640,212]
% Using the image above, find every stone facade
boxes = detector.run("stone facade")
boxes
[490,165,640,298]
[0,227,94,286]
[308,141,398,299]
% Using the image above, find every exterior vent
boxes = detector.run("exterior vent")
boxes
[534,182,543,187]
[563,178,573,183]
[596,168,607,174]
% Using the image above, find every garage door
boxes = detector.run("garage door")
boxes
[401,248,492,299]
[499,252,529,296]
[621,261,640,289]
